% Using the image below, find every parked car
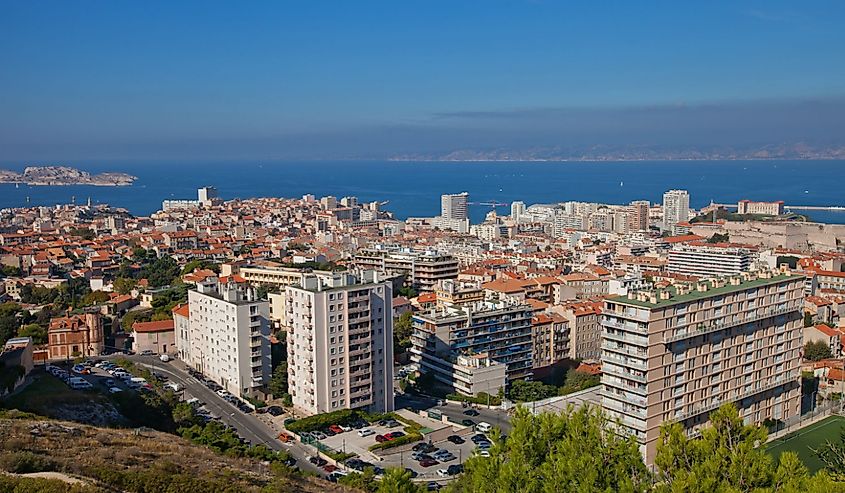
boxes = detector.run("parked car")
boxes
[308,456,328,467]
[419,458,439,468]
[477,450,491,458]
[404,468,418,478]
[357,428,375,437]
[462,419,475,427]
[386,431,405,440]
[375,435,388,443]
[447,464,464,475]
[427,481,441,491]
[323,464,337,473]
[339,424,351,432]
[476,422,492,433]
[159,354,171,362]
[140,349,155,356]
[165,382,183,392]
[312,431,327,440]
[266,406,284,416]
[470,434,488,443]
[447,435,465,444]
[463,409,480,416]
[324,428,336,437]
[108,387,123,394]
[437,469,449,478]
[328,424,343,434]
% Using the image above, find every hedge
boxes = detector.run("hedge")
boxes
[446,392,501,406]
[285,409,361,433]
[368,415,424,451]
[368,431,423,451]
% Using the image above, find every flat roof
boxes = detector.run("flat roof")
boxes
[609,273,804,309]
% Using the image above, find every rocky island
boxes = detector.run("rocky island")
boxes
[0,165,137,186]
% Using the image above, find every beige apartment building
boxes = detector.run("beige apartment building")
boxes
[286,271,394,416]
[600,269,804,464]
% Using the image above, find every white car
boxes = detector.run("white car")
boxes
[357,428,375,437]
[339,424,351,432]
[159,354,171,362]
[165,382,183,392]
[476,422,492,433]
[216,389,230,398]
[477,450,491,458]
[108,387,123,394]
[437,469,449,478]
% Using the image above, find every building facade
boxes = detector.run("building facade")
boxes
[600,270,804,463]
[411,299,534,394]
[48,312,104,360]
[662,190,690,233]
[182,278,271,398]
[737,200,784,216]
[667,244,755,278]
[286,271,394,416]
[441,192,469,221]
[354,248,459,292]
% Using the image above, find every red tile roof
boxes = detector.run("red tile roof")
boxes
[132,320,175,333]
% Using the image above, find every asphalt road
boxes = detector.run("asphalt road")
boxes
[430,402,512,434]
[119,356,327,477]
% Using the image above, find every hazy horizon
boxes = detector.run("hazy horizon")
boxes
[2,1,844,161]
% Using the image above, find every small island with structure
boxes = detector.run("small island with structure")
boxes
[0,165,137,186]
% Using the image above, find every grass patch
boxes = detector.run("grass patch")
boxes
[766,415,845,473]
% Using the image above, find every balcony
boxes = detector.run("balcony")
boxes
[601,394,647,418]
[602,317,648,334]
[663,305,796,344]
[603,365,647,383]
[601,342,648,358]
[602,353,647,371]
[674,371,796,421]
[603,331,648,346]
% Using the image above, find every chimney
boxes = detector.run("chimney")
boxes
[697,282,709,292]
[659,290,671,300]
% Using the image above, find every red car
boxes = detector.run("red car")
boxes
[419,458,439,467]
[328,425,343,434]
[375,434,388,443]
[323,464,338,473]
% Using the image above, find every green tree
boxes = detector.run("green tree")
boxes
[558,369,601,395]
[338,468,378,492]
[269,362,289,400]
[393,311,413,352]
[81,290,110,306]
[17,323,47,345]
[378,467,423,493]
[805,340,833,361]
[449,405,649,493]
[1,265,22,277]
[142,256,180,288]
[507,379,558,402]
[113,277,137,295]
[653,403,840,493]
[0,302,23,346]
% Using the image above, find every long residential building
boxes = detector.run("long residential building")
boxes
[410,299,534,395]
[180,278,272,399]
[600,269,804,463]
[667,243,755,278]
[354,247,459,292]
[286,271,394,416]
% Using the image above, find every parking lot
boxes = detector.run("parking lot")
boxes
[314,414,492,482]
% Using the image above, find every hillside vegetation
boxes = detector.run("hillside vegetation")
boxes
[0,410,352,493]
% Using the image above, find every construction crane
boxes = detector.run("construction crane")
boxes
[468,200,510,211]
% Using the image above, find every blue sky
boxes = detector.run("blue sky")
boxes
[0,1,843,160]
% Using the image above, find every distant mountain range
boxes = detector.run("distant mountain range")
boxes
[390,143,845,162]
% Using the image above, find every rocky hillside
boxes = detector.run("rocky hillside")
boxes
[0,411,353,493]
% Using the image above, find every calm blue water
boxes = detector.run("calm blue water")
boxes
[1,160,844,224]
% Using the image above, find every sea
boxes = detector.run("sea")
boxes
[1,160,844,225]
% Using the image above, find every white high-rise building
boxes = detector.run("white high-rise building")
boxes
[662,190,690,233]
[441,192,469,221]
[510,201,526,223]
[182,278,271,398]
[198,186,219,207]
[286,271,394,416]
